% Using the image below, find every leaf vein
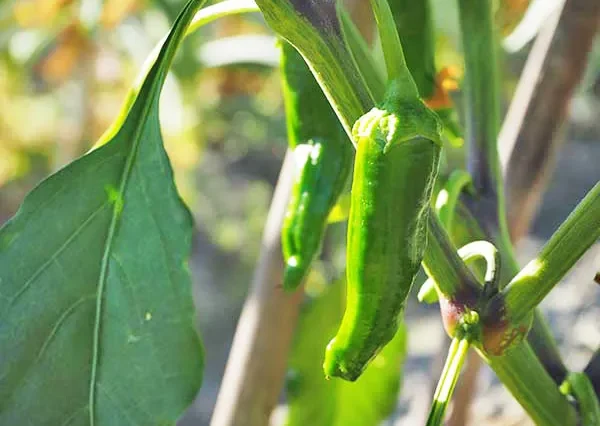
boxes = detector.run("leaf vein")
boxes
[36,295,95,362]
[59,404,89,426]
[97,383,141,426]
[8,202,109,306]
[89,89,160,426]
[18,152,123,222]
[110,252,170,383]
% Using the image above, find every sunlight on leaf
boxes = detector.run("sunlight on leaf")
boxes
[0,0,206,424]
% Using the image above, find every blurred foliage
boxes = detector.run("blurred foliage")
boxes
[0,0,286,256]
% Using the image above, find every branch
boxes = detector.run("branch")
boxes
[457,0,519,290]
[501,182,600,323]
[210,151,304,426]
[499,0,600,242]
[457,0,503,208]
[448,0,593,420]
[422,213,481,301]
[481,342,578,426]
[446,1,600,417]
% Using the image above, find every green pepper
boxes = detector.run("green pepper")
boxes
[280,41,354,291]
[323,78,442,381]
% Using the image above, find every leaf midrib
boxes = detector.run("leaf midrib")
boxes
[88,87,160,425]
[86,1,204,423]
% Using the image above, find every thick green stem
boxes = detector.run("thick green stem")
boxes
[388,0,436,98]
[528,310,568,384]
[452,201,567,383]
[422,213,480,300]
[457,0,515,278]
[560,372,600,426]
[454,0,574,420]
[502,182,600,322]
[426,201,577,424]
[481,343,578,426]
[368,0,408,82]
[457,0,501,198]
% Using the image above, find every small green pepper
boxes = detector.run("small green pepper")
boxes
[280,41,353,291]
[323,78,442,381]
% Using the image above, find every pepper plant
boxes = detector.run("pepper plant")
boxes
[0,0,599,425]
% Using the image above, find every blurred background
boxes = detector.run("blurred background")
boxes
[0,0,598,424]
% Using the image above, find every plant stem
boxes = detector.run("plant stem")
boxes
[560,372,600,425]
[457,0,501,197]
[528,310,568,384]
[426,338,471,426]
[187,0,258,33]
[439,201,577,424]
[456,0,515,276]
[368,0,408,82]
[453,0,575,420]
[388,0,436,99]
[481,342,578,426]
[501,182,600,322]
[255,0,374,139]
[452,202,567,383]
[422,213,480,300]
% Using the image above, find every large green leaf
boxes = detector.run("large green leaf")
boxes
[0,0,206,424]
[286,276,407,426]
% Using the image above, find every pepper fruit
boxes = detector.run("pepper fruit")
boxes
[323,77,442,381]
[279,41,354,291]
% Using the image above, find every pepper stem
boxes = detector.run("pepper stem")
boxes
[426,337,471,426]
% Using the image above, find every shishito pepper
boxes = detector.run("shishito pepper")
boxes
[324,76,442,381]
[280,41,354,291]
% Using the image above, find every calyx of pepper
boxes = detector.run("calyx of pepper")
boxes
[439,291,480,341]
[352,77,443,151]
[439,290,533,355]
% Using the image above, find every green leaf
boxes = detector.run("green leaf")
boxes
[286,276,407,426]
[0,0,206,424]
